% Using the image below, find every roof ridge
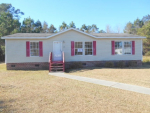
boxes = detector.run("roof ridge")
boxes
[1,28,146,39]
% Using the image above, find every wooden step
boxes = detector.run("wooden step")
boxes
[51,66,63,67]
[50,71,64,72]
[51,64,63,66]
[52,61,63,64]
[51,68,63,71]
[51,67,63,69]
[49,52,65,72]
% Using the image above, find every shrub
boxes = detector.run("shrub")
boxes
[127,61,137,67]
[143,59,150,64]
[116,61,125,68]
[105,61,114,68]
[145,51,150,56]
[144,59,150,63]
[0,45,5,61]
[69,62,83,69]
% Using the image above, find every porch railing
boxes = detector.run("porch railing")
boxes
[62,51,65,71]
[49,51,65,72]
[49,52,52,72]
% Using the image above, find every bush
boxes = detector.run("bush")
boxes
[116,61,125,68]
[145,51,150,56]
[0,45,5,61]
[127,61,137,67]
[105,62,114,68]
[143,59,150,64]
[69,62,83,69]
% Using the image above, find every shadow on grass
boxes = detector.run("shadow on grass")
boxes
[0,62,5,64]
[0,100,6,111]
[0,99,17,112]
[0,85,18,112]
[66,63,150,73]
[0,100,11,112]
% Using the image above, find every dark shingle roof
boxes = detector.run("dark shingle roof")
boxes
[3,33,53,37]
[91,33,143,37]
[2,28,145,39]
[3,33,143,37]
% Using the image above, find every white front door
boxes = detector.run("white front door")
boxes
[53,41,62,61]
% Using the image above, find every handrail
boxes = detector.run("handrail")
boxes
[63,51,64,63]
[49,52,52,72]
[49,52,65,72]
[49,52,50,62]
[62,51,65,72]
[49,52,52,63]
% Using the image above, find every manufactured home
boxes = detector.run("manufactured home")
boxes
[2,28,146,71]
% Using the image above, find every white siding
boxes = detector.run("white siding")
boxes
[6,30,143,63]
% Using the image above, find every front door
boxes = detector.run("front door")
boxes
[53,41,62,61]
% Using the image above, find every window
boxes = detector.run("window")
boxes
[85,42,92,55]
[124,41,132,54]
[115,41,122,55]
[30,42,39,56]
[75,42,83,55]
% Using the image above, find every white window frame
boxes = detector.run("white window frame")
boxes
[115,41,123,55]
[75,42,83,56]
[30,41,39,57]
[114,41,132,55]
[85,42,93,55]
[123,41,132,55]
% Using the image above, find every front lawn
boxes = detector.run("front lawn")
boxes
[67,56,150,88]
[0,63,150,113]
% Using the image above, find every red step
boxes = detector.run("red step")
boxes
[51,66,63,67]
[49,52,65,72]
[52,61,63,64]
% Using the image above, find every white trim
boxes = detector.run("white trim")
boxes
[29,40,40,42]
[1,37,47,39]
[1,28,146,39]
[141,39,143,61]
[123,41,132,55]
[84,41,93,55]
[48,28,96,39]
[5,40,7,64]
[1,36,146,39]
[114,41,132,55]
[30,42,40,57]
[74,41,93,56]
[74,42,84,56]
[94,37,146,39]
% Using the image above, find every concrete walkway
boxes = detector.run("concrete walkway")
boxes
[49,73,150,95]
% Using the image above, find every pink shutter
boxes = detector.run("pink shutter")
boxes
[39,41,43,57]
[111,41,115,55]
[71,41,74,56]
[26,41,30,57]
[132,41,135,55]
[93,41,96,55]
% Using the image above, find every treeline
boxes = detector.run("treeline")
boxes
[0,3,102,61]
[124,15,150,55]
[0,3,150,61]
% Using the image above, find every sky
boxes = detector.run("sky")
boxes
[0,0,150,32]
